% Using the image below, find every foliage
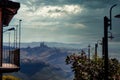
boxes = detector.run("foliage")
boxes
[3,75,20,80]
[65,50,120,80]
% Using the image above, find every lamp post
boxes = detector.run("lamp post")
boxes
[88,44,91,61]
[94,40,102,60]
[104,16,109,79]
[102,37,105,59]
[103,4,119,80]
[103,12,120,80]
[94,43,98,60]
[19,20,22,49]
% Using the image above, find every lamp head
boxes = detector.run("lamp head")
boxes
[8,27,15,31]
[108,31,114,40]
[108,35,114,40]
[115,14,120,18]
[113,4,117,7]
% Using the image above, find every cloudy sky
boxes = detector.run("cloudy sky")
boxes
[4,0,120,46]
[3,0,120,58]
[6,0,119,44]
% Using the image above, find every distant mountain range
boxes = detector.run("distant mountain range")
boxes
[4,41,83,49]
[5,42,81,80]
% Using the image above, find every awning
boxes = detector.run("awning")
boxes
[0,0,20,26]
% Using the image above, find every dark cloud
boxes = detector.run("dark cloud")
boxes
[14,0,120,43]
[17,0,120,10]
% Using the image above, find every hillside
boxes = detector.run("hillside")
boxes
[6,42,80,80]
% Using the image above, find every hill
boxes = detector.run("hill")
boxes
[6,42,80,80]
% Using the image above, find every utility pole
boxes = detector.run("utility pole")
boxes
[104,16,110,80]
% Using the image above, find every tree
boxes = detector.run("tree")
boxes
[65,51,120,80]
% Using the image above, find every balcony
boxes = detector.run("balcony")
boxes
[0,0,20,74]
[0,48,20,73]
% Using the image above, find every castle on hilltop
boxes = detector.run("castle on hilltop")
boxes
[40,42,49,48]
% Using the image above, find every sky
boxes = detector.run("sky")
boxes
[6,0,120,43]
[3,0,120,59]
[3,0,120,51]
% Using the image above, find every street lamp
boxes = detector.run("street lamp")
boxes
[88,44,90,61]
[94,40,102,60]
[103,4,120,80]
